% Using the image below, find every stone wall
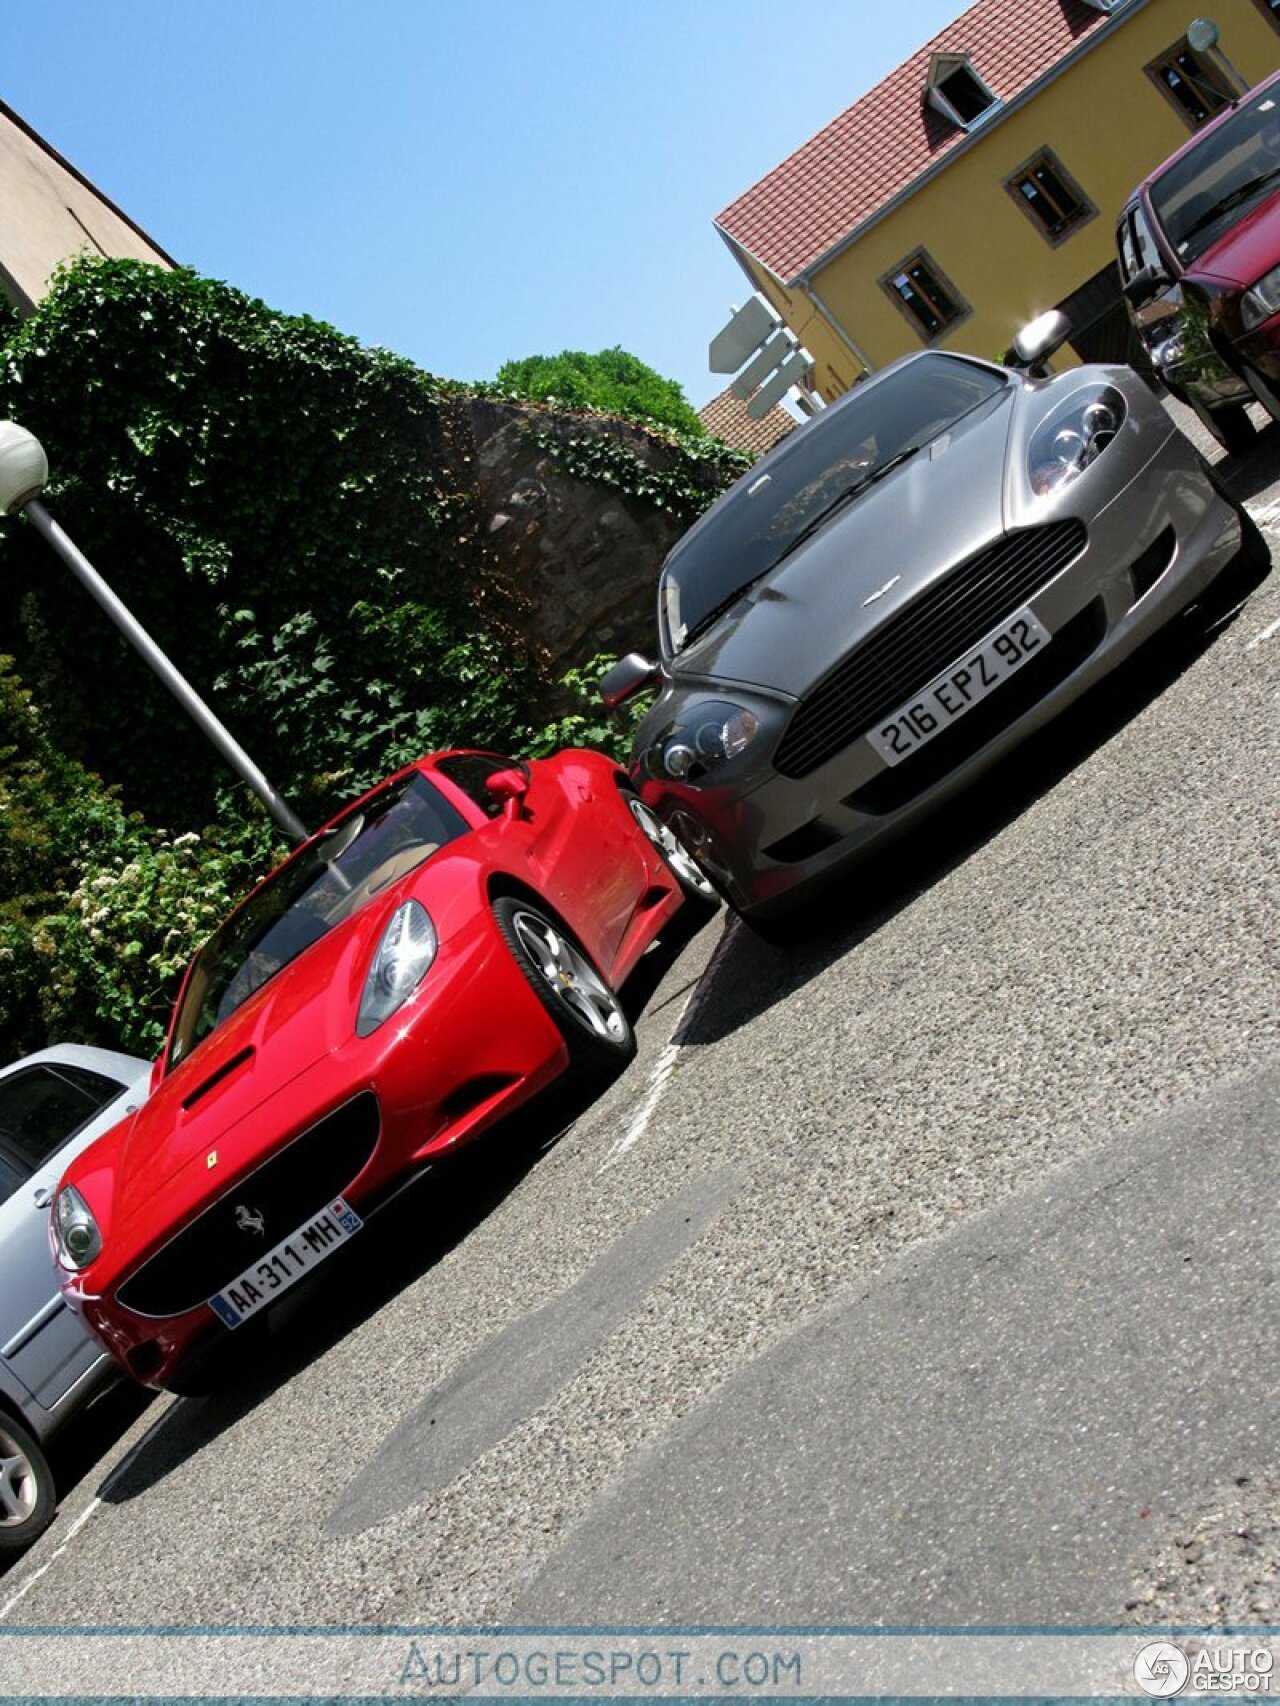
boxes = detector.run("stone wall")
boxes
[458,396,691,678]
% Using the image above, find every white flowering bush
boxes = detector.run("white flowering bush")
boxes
[0,655,278,1058]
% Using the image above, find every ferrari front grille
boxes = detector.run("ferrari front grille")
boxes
[116,1093,380,1318]
[773,520,1088,779]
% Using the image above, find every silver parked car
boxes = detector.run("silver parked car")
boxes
[603,313,1261,927]
[0,1044,151,1554]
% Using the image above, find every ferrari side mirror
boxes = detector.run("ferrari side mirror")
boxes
[486,768,530,820]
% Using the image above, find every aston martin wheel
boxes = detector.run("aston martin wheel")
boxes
[0,1413,55,1555]
[492,896,635,1079]
[625,796,720,914]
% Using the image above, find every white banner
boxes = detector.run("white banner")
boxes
[0,1628,1275,1699]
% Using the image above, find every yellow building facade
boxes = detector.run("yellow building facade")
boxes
[717,0,1280,401]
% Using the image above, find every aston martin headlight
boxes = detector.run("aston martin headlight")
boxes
[1241,264,1280,332]
[357,898,438,1036]
[645,700,761,783]
[1028,385,1126,497]
[53,1184,101,1271]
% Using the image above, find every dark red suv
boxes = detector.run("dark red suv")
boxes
[1117,70,1280,453]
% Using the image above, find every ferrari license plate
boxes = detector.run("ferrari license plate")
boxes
[867,606,1052,767]
[208,1197,362,1328]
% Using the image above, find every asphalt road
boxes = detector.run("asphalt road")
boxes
[2,411,1277,1632]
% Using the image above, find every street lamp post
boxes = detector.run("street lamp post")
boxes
[0,421,310,845]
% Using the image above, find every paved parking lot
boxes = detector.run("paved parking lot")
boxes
[2,403,1277,1634]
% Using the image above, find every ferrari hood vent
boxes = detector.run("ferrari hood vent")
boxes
[181,1045,256,1111]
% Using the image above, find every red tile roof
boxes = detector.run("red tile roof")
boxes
[716,0,1119,282]
[698,386,797,455]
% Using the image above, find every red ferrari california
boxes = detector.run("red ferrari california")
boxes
[51,747,715,1391]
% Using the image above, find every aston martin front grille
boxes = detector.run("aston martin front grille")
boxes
[116,1093,380,1318]
[773,520,1088,778]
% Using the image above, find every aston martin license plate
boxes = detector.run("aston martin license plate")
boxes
[867,607,1052,767]
[208,1197,362,1328]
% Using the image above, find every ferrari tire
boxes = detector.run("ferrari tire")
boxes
[624,795,720,916]
[491,896,635,1079]
[0,1412,56,1555]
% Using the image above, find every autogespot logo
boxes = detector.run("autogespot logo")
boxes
[1135,1642,1191,1697]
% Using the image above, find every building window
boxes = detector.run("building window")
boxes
[1146,40,1236,128]
[926,54,999,130]
[1006,149,1095,244]
[881,250,969,342]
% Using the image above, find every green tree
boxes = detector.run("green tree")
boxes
[497,346,706,436]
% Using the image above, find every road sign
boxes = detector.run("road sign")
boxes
[747,347,811,418]
[730,330,791,401]
[709,296,779,374]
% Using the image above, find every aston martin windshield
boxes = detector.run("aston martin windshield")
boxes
[1150,82,1280,264]
[660,355,1010,654]
[168,773,468,1066]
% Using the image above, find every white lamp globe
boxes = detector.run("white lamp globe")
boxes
[0,422,48,513]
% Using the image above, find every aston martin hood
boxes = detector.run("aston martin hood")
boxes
[670,393,1017,699]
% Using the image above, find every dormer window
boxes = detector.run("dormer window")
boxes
[926,53,999,129]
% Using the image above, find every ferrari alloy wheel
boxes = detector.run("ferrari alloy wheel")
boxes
[0,1413,55,1555]
[625,797,720,912]
[492,896,636,1076]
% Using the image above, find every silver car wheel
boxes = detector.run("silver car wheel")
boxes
[511,908,629,1047]
[0,1425,37,1527]
[0,1412,55,1553]
[627,798,718,902]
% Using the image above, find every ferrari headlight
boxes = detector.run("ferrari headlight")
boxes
[53,1185,101,1271]
[1241,264,1280,332]
[1028,385,1126,497]
[645,700,761,783]
[357,898,438,1036]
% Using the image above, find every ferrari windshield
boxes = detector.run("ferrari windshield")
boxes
[168,772,468,1067]
[659,355,1010,654]
[1150,81,1280,264]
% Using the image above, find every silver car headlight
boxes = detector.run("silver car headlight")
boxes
[1241,264,1280,332]
[644,699,762,783]
[53,1184,102,1271]
[357,898,438,1036]
[1028,385,1126,497]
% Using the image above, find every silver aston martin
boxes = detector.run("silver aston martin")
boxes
[602,313,1261,927]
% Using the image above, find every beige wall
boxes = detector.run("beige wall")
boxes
[0,104,171,311]
[731,0,1280,400]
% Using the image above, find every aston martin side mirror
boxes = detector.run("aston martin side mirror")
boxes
[1011,310,1073,374]
[600,653,659,710]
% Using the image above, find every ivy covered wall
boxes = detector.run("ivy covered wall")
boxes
[0,257,750,1058]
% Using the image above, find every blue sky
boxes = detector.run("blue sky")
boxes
[9,1,965,409]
